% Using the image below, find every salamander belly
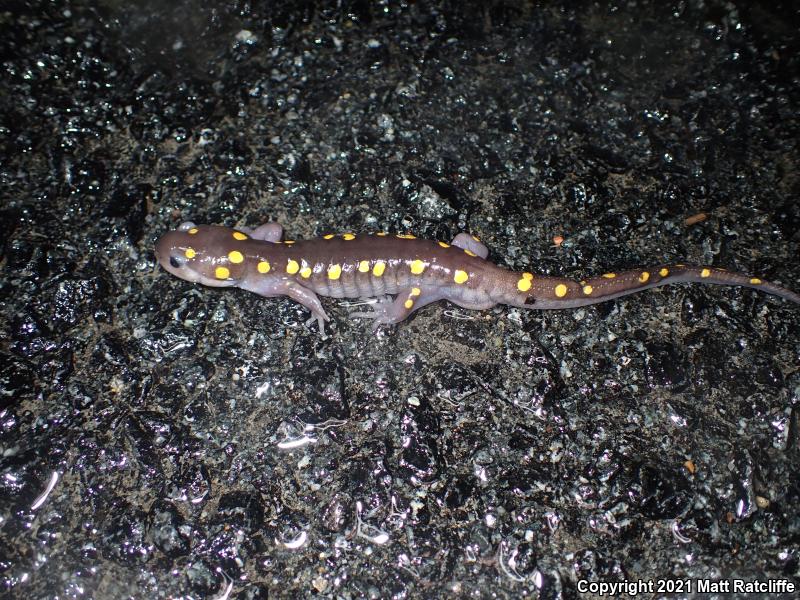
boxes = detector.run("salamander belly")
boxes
[268,234,497,304]
[303,259,413,299]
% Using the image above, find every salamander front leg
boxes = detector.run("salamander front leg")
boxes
[240,277,330,333]
[284,282,331,333]
[350,287,444,331]
[239,222,284,242]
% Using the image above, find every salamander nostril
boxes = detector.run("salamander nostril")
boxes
[169,255,183,269]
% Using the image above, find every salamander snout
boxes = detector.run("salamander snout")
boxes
[154,232,183,274]
[154,231,202,285]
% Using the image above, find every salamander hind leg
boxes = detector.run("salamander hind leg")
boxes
[350,287,445,331]
[451,233,489,259]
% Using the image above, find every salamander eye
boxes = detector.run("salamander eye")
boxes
[169,255,184,269]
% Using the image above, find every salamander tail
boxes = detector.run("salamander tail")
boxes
[507,264,800,309]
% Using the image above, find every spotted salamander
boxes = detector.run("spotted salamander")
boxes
[155,221,800,331]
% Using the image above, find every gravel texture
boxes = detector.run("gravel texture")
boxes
[1,1,799,598]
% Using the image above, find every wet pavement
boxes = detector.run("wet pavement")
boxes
[1,1,799,597]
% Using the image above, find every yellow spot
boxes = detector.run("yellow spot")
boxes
[232,231,248,240]
[397,234,416,240]
[358,260,370,273]
[602,273,616,279]
[184,247,196,259]
[583,285,593,295]
[284,240,295,245]
[464,249,477,257]
[454,270,468,284]
[410,259,426,275]
[328,264,342,280]
[410,287,421,297]
[517,277,532,292]
[555,283,568,297]
[188,228,198,234]
[228,250,244,264]
[286,259,299,274]
[700,268,711,278]
[404,299,414,309]
[750,277,762,285]
[257,261,271,273]
[215,266,230,279]
[376,232,388,237]
[638,271,650,283]
[522,272,533,281]
[373,261,386,277]
[438,241,450,248]
[323,234,335,240]
[300,267,312,278]
[342,233,355,241]
[472,235,481,242]
[659,268,669,277]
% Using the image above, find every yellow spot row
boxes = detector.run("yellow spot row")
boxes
[319,232,423,240]
[268,258,445,280]
[206,252,473,286]
[506,265,771,301]
[315,232,481,252]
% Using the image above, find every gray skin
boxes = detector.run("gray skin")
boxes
[155,221,800,332]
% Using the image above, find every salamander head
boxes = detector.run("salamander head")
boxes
[155,222,248,288]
